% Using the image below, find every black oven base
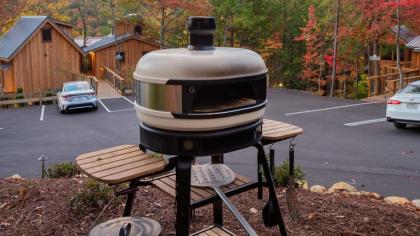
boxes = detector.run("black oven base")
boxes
[139,120,262,156]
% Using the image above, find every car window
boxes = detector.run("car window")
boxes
[400,84,420,94]
[63,83,91,92]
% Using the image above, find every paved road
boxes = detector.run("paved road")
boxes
[0,89,419,199]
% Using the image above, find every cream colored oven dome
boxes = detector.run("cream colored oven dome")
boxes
[134,47,267,84]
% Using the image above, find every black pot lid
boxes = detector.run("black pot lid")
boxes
[89,217,162,236]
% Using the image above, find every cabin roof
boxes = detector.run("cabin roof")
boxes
[406,35,420,49]
[83,33,160,53]
[391,25,417,44]
[0,16,84,61]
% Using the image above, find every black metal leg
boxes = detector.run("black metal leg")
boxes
[257,156,263,199]
[211,155,224,226]
[123,179,138,216]
[255,142,287,236]
[175,156,193,235]
[270,148,275,175]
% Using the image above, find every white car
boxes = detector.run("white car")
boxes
[57,81,98,113]
[386,80,420,128]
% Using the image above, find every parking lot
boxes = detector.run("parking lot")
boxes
[0,88,419,199]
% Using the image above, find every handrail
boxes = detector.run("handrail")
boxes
[102,66,126,96]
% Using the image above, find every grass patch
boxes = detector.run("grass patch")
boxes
[45,162,82,178]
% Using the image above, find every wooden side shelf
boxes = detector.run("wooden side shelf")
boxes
[262,119,303,143]
[76,144,166,185]
[152,172,253,204]
[191,225,236,236]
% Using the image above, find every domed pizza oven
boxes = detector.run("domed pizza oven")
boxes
[133,16,268,156]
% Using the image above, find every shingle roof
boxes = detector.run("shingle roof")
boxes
[406,36,420,49]
[83,34,133,52]
[391,25,417,44]
[0,16,84,61]
[0,16,47,61]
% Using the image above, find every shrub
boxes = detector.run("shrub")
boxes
[45,162,82,178]
[70,179,116,215]
[273,160,305,187]
[15,87,25,108]
[353,74,369,99]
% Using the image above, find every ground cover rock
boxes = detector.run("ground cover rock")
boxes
[384,196,410,205]
[328,182,357,193]
[310,185,326,193]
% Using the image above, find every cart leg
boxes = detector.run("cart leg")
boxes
[270,148,275,176]
[211,155,224,226]
[123,179,138,216]
[175,156,193,235]
[257,156,263,199]
[256,143,287,236]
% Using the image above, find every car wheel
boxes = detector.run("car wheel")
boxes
[393,122,407,129]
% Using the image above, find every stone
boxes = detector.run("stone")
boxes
[384,196,410,205]
[7,174,22,180]
[249,208,258,214]
[360,191,381,199]
[298,180,309,190]
[310,185,326,193]
[411,199,420,209]
[328,182,357,193]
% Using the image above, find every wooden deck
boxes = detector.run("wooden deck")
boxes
[97,80,122,99]
[76,144,166,185]
[191,225,236,236]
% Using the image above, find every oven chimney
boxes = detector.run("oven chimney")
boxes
[188,16,216,50]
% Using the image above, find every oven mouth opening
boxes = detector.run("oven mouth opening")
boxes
[191,82,256,113]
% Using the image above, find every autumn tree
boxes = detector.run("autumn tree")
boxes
[295,5,326,93]
[0,0,25,34]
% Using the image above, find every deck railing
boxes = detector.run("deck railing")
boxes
[385,75,420,96]
[367,69,420,97]
[103,66,126,96]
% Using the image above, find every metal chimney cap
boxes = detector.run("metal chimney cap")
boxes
[188,16,216,34]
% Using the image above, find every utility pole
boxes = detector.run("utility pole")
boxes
[395,0,403,90]
[330,0,340,97]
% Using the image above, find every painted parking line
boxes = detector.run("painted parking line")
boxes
[344,118,386,127]
[0,128,3,130]
[122,96,135,105]
[285,102,379,116]
[109,108,135,113]
[98,99,111,112]
[40,105,45,121]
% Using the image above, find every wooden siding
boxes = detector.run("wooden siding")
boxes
[92,38,159,79]
[412,51,420,68]
[116,21,142,36]
[1,62,15,93]
[9,22,81,93]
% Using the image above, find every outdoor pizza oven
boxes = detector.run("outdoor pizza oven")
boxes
[133,16,268,155]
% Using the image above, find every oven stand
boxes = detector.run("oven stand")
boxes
[175,156,193,235]
[211,155,224,226]
[255,142,288,236]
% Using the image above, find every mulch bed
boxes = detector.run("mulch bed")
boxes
[1,178,420,236]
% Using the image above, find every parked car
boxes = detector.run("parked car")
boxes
[57,81,98,113]
[386,80,420,128]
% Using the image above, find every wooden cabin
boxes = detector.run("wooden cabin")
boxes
[0,16,85,94]
[83,18,160,79]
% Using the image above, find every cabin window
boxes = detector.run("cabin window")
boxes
[134,25,142,35]
[42,28,52,42]
[116,52,125,62]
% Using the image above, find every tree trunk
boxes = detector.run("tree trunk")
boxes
[77,0,87,47]
[330,0,340,97]
[395,0,403,90]
[160,7,166,49]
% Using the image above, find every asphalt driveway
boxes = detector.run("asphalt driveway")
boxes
[0,89,419,199]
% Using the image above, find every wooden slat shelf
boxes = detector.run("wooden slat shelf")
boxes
[76,144,166,185]
[191,225,236,236]
[152,172,252,203]
[262,119,303,142]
